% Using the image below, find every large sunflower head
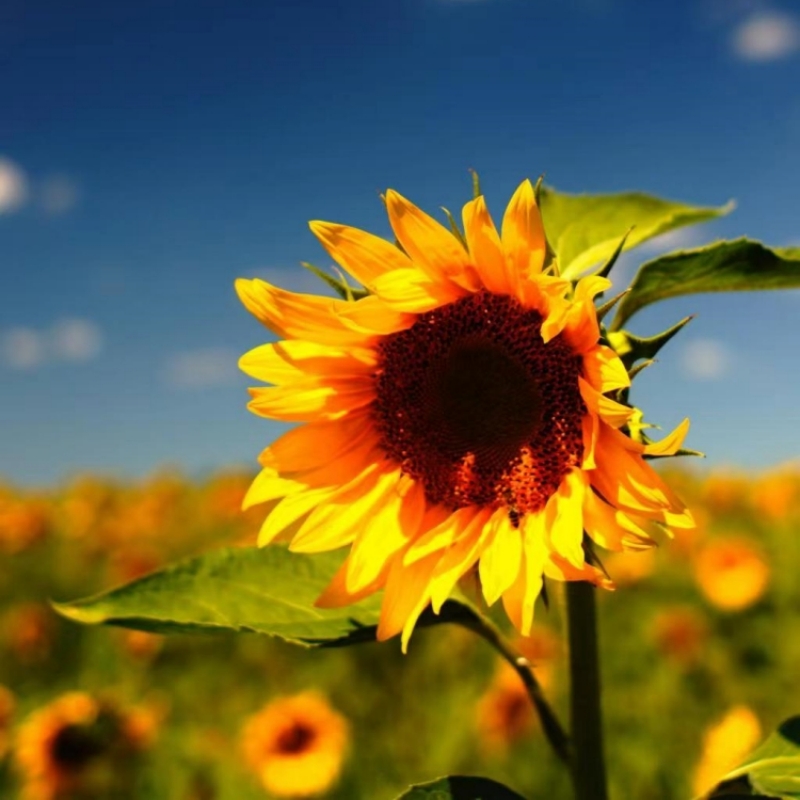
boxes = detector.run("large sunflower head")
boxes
[236,179,694,650]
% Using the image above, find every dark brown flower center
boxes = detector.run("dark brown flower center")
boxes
[275,722,317,755]
[373,291,585,516]
[50,724,104,771]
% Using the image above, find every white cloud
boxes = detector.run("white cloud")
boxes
[682,339,732,380]
[0,158,28,214]
[40,175,80,215]
[1,328,47,370]
[165,348,239,389]
[1,318,103,370]
[51,318,103,361]
[732,12,800,61]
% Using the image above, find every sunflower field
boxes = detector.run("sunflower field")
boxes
[2,465,799,800]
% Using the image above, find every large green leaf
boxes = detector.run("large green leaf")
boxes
[53,546,479,648]
[705,717,800,799]
[397,776,526,799]
[612,239,800,328]
[538,186,731,279]
[54,547,382,646]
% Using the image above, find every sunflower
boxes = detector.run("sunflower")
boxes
[237,180,694,650]
[241,692,349,797]
[15,692,156,800]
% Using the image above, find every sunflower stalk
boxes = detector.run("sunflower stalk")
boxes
[455,613,572,769]
[566,580,609,800]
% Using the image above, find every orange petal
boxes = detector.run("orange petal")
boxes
[308,220,414,285]
[583,489,656,552]
[377,550,441,653]
[462,195,512,294]
[315,554,387,609]
[384,189,477,289]
[235,278,372,346]
[501,179,546,290]
[369,269,465,313]
[501,512,548,636]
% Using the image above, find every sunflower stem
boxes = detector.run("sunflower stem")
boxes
[565,581,608,800]
[456,614,572,768]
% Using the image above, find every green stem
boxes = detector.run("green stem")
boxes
[566,581,609,800]
[456,614,572,767]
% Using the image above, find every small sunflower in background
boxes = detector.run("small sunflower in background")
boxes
[240,692,349,798]
[237,179,694,649]
[693,537,770,612]
[14,692,158,800]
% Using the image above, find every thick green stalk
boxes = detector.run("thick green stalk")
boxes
[566,581,608,800]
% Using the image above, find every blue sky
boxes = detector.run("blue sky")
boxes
[2,0,799,485]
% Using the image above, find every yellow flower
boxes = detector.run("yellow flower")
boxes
[694,537,770,611]
[692,706,762,796]
[15,692,157,800]
[237,180,693,649]
[241,692,349,798]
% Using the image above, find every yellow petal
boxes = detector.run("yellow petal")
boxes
[239,340,376,384]
[308,220,414,285]
[428,507,494,613]
[583,345,631,392]
[579,377,634,429]
[545,469,587,569]
[346,478,426,593]
[462,195,512,294]
[583,488,656,552]
[369,269,465,313]
[235,278,371,346]
[247,380,374,422]
[289,463,391,553]
[315,555,386,609]
[384,189,476,289]
[544,554,614,589]
[377,550,441,652]
[644,418,691,456]
[257,486,335,547]
[501,179,546,289]
[581,413,599,470]
[403,505,481,565]
[478,510,523,607]
[501,512,548,636]
[259,411,374,474]
[243,468,303,510]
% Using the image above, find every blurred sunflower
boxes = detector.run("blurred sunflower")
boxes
[237,180,693,648]
[692,705,762,797]
[241,692,349,798]
[15,692,157,800]
[694,537,770,612]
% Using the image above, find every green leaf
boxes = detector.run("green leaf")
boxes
[538,186,731,279]
[607,315,694,369]
[53,546,479,648]
[396,776,526,799]
[300,261,368,301]
[54,547,381,646]
[613,239,800,328]
[729,717,800,798]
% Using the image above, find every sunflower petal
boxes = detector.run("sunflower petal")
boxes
[583,345,631,392]
[644,418,691,456]
[502,179,547,289]
[308,220,414,285]
[579,377,634,429]
[501,512,548,636]
[462,195,512,294]
[478,511,523,606]
[384,189,477,289]
[370,269,465,313]
[545,469,587,569]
